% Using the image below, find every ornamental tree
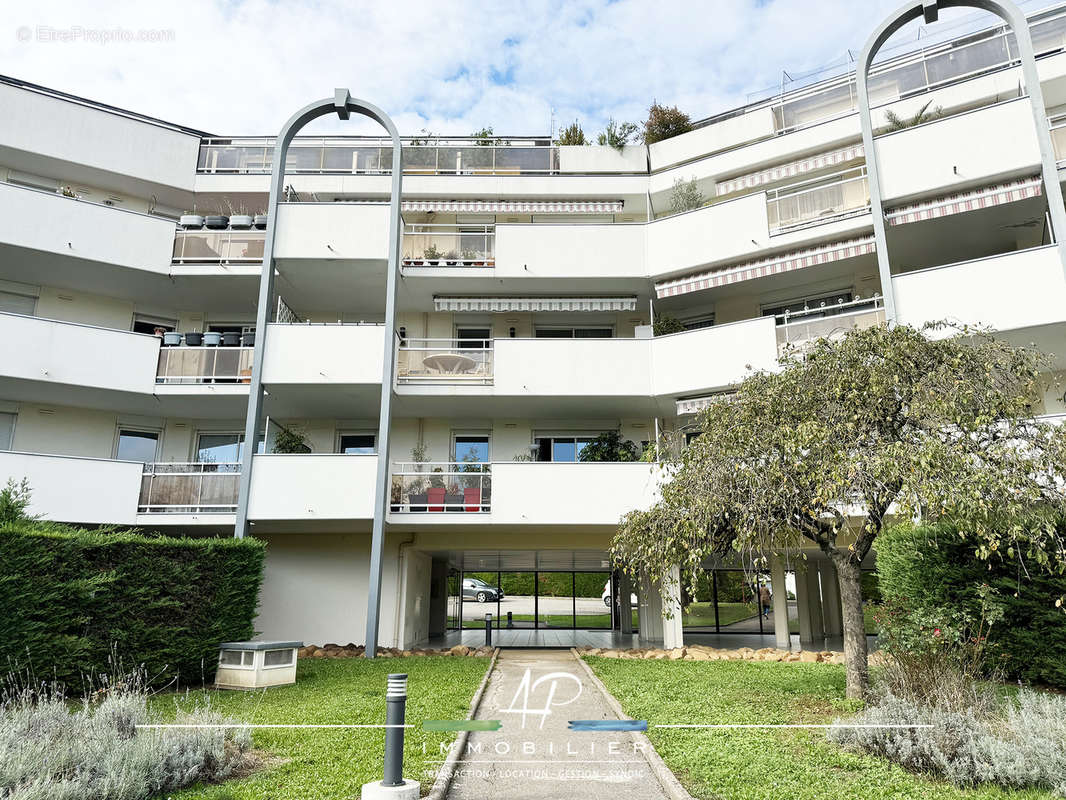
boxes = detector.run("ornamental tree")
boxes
[612,322,1066,698]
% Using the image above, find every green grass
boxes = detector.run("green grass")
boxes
[785,605,880,635]
[150,655,490,800]
[683,601,760,628]
[584,657,1054,800]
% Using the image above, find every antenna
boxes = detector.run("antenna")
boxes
[550,105,556,140]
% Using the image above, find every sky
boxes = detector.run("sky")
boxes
[2,0,1061,139]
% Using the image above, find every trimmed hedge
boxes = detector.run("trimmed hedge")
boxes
[876,521,1066,689]
[0,522,265,688]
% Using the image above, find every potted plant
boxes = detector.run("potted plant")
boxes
[162,331,182,347]
[390,479,403,512]
[180,211,205,229]
[444,480,464,511]
[204,204,229,230]
[253,211,268,230]
[203,331,222,346]
[423,244,443,266]
[271,425,311,454]
[183,331,203,347]
[444,249,460,266]
[461,248,478,265]
[407,443,429,511]
[427,467,446,511]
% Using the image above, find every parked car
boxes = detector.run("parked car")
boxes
[463,577,503,603]
[602,580,638,608]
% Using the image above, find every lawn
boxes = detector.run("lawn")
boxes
[584,657,1055,800]
[150,655,490,800]
[683,601,760,628]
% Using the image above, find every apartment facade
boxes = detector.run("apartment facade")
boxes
[3,0,1066,652]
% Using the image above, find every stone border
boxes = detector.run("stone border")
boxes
[424,646,500,800]
[570,648,695,800]
[575,644,845,664]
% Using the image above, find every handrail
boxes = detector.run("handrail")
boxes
[775,294,884,324]
[139,461,241,514]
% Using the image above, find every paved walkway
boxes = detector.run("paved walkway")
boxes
[444,649,672,799]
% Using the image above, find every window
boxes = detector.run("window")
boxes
[132,314,177,336]
[337,433,375,454]
[207,322,255,336]
[453,435,489,463]
[681,315,715,331]
[197,432,263,467]
[0,288,37,316]
[533,434,598,462]
[455,327,491,348]
[116,429,159,463]
[534,326,613,339]
[0,412,15,450]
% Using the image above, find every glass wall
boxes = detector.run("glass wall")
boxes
[454,570,620,631]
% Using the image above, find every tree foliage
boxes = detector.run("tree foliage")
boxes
[669,176,704,214]
[612,322,1066,697]
[579,430,640,462]
[555,120,587,146]
[597,119,639,151]
[642,102,693,144]
[883,99,944,132]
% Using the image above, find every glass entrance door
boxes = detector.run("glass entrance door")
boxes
[456,569,614,632]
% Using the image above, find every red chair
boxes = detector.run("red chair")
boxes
[464,487,481,512]
[427,487,446,512]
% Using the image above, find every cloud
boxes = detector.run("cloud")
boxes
[1,0,1056,138]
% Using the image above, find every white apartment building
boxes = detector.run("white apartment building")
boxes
[3,0,1066,653]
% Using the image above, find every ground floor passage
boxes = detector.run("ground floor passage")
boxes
[252,532,874,652]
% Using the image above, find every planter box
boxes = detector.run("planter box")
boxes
[214,640,302,689]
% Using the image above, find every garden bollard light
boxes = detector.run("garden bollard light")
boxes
[485,613,492,646]
[360,674,418,799]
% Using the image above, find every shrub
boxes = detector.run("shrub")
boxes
[669,177,703,214]
[578,431,639,462]
[0,522,265,689]
[642,102,692,144]
[0,672,254,799]
[0,478,34,525]
[652,314,686,336]
[596,119,638,151]
[555,120,587,146]
[829,690,1066,796]
[877,520,1066,688]
[270,425,310,454]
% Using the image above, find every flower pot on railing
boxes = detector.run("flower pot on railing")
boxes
[409,492,428,511]
[427,487,446,512]
[253,214,268,229]
[230,214,254,230]
[221,332,241,347]
[241,331,255,347]
[180,214,205,229]
[184,331,203,347]
[204,215,229,230]
[464,487,482,512]
[203,332,222,347]
[444,492,464,511]
[162,332,182,347]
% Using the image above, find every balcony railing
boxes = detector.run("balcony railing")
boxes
[197,138,560,176]
[402,224,495,267]
[766,168,870,233]
[156,346,254,384]
[172,229,265,264]
[775,296,886,355]
[390,462,491,513]
[396,338,493,384]
[139,462,240,513]
[1050,117,1066,162]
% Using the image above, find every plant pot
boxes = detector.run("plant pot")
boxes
[203,332,222,347]
[204,215,229,230]
[444,493,464,511]
[183,331,203,347]
[229,214,254,230]
[464,487,482,512]
[221,332,241,347]
[427,487,446,512]
[180,214,205,229]
[253,214,268,229]
[162,332,182,347]
[409,492,427,512]
[241,331,255,347]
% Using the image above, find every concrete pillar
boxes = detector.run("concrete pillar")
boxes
[638,572,662,642]
[807,563,825,643]
[819,562,843,637]
[770,555,791,649]
[618,572,633,635]
[661,564,684,650]
[796,562,814,645]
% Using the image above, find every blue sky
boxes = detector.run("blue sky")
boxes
[3,0,1060,138]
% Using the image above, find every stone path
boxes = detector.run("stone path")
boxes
[444,649,673,800]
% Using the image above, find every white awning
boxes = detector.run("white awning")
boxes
[655,235,876,299]
[434,296,638,312]
[715,144,865,196]
[403,199,623,214]
[885,176,1042,225]
[676,392,736,416]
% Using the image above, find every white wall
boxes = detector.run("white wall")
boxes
[494,223,647,278]
[894,245,1066,332]
[875,98,1040,203]
[274,203,389,261]
[558,144,647,174]
[494,338,652,397]
[652,316,779,394]
[0,451,141,524]
[11,404,119,457]
[36,287,135,329]
[649,107,777,171]
[261,324,385,384]
[248,454,378,520]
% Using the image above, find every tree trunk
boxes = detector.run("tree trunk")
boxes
[833,555,869,699]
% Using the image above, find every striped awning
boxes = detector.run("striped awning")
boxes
[715,144,865,196]
[676,392,737,416]
[655,235,876,299]
[886,176,1043,225]
[402,199,623,214]
[434,296,638,313]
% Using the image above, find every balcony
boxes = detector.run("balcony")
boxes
[0,451,141,525]
[390,462,491,513]
[156,345,254,384]
[766,168,869,234]
[893,244,1066,333]
[402,224,494,267]
[247,454,378,521]
[493,222,646,279]
[273,203,389,261]
[139,462,239,513]
[261,323,385,385]
[172,228,265,264]
[775,296,886,355]
[396,338,493,385]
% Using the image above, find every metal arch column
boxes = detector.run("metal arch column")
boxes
[232,90,403,660]
[856,0,1066,323]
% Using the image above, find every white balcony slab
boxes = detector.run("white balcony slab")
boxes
[273,203,390,261]
[494,223,646,278]
[893,245,1066,333]
[649,107,777,172]
[0,451,141,525]
[248,454,378,521]
[651,316,779,395]
[261,324,385,385]
[875,98,1041,204]
[558,144,647,174]
[0,182,176,272]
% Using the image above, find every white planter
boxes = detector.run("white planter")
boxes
[230,215,254,229]
[180,214,204,229]
[203,331,222,346]
[215,640,302,689]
